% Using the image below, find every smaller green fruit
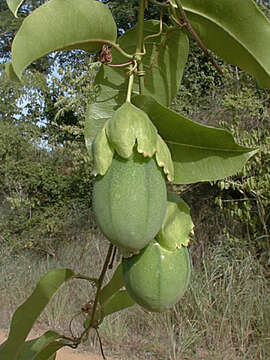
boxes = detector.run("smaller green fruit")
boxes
[122,240,191,312]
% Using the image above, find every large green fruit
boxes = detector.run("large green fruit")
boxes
[122,240,191,312]
[93,151,167,252]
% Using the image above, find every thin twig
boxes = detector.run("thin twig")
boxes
[73,274,99,285]
[78,244,114,342]
[95,328,106,360]
[149,0,169,7]
[109,246,117,269]
[173,0,223,75]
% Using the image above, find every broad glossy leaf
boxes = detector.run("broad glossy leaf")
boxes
[6,0,24,17]
[0,269,75,360]
[84,64,127,160]
[114,20,189,106]
[92,122,114,176]
[85,20,188,159]
[172,0,270,88]
[133,95,258,184]
[16,331,68,360]
[5,62,20,82]
[12,0,117,79]
[102,290,135,317]
[157,193,194,250]
[99,264,123,305]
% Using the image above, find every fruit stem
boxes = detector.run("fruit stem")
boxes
[78,244,114,341]
[126,68,134,103]
[136,0,146,94]
[89,243,114,326]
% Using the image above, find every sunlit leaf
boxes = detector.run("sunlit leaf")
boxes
[15,331,68,360]
[0,269,75,360]
[102,290,135,317]
[133,95,258,184]
[172,0,270,88]
[6,0,25,17]
[5,62,20,82]
[157,193,194,250]
[11,0,117,79]
[83,286,134,327]
[115,20,189,106]
[99,264,123,305]
[85,20,188,159]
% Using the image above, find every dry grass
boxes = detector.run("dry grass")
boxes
[0,233,269,360]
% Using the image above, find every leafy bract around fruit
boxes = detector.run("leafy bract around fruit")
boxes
[92,102,174,182]
[122,240,191,312]
[156,192,194,251]
[11,0,117,79]
[93,152,167,254]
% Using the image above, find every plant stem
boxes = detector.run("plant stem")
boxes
[73,274,98,285]
[173,0,223,75]
[136,0,146,94]
[126,70,135,103]
[149,0,169,7]
[89,244,114,327]
[77,244,114,342]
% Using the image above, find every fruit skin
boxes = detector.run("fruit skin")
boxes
[93,151,167,253]
[122,240,191,312]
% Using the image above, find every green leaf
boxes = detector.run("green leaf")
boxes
[6,0,25,17]
[92,122,114,176]
[16,331,68,360]
[106,102,158,159]
[0,269,75,360]
[5,62,20,82]
[173,0,270,88]
[11,0,117,79]
[133,95,258,184]
[99,264,124,305]
[156,193,194,250]
[85,113,107,161]
[102,290,135,317]
[84,290,134,328]
[115,20,189,106]
[84,63,127,161]
[84,20,189,158]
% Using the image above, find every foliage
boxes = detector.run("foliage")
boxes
[171,48,270,260]
[215,86,270,259]
[1,0,270,359]
[0,121,93,253]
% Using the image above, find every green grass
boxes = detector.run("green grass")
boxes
[0,234,269,359]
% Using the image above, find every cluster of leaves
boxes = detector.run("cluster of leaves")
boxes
[172,47,270,260]
[215,86,270,258]
[1,0,270,359]
[0,120,93,253]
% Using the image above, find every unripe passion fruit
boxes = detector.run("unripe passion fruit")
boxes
[93,151,167,253]
[122,240,191,312]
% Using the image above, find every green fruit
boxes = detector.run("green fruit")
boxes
[93,151,167,252]
[122,240,191,312]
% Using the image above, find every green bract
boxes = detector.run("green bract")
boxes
[122,240,191,312]
[92,102,174,182]
[93,151,167,253]
[156,192,194,251]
